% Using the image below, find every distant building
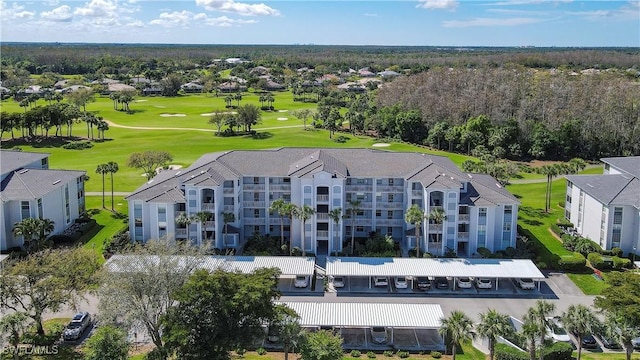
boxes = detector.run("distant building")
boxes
[0,151,86,251]
[126,148,519,257]
[565,156,640,255]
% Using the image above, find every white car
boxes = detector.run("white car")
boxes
[475,278,492,289]
[294,275,308,288]
[332,276,345,288]
[374,276,389,287]
[545,317,572,344]
[517,278,536,290]
[456,277,473,289]
[394,276,408,289]
[370,326,388,344]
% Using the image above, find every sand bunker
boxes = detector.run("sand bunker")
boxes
[200,111,237,116]
[278,110,289,113]
[372,143,391,147]
[135,99,148,102]
[155,105,166,108]
[160,113,187,117]
[277,117,288,121]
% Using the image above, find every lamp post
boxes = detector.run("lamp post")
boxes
[633,246,637,263]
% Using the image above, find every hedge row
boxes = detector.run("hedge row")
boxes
[496,342,572,360]
[558,252,586,271]
[587,252,633,270]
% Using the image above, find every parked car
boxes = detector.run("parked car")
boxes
[545,317,571,344]
[62,312,91,341]
[456,277,473,289]
[434,277,449,289]
[332,276,345,288]
[394,276,408,289]
[633,337,640,350]
[596,331,621,349]
[374,276,388,287]
[416,277,431,290]
[370,326,388,344]
[516,278,536,290]
[267,325,280,342]
[580,334,598,349]
[475,278,492,289]
[294,275,308,288]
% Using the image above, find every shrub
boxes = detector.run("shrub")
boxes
[611,247,623,257]
[612,256,631,269]
[561,234,576,251]
[235,348,246,357]
[556,218,573,228]
[62,140,93,150]
[351,350,362,358]
[495,343,528,360]
[557,201,565,208]
[550,224,562,237]
[48,234,76,244]
[574,238,601,257]
[542,341,573,360]
[558,252,586,271]
[477,247,492,258]
[256,348,267,356]
[588,252,608,270]
[431,351,442,359]
[367,351,376,359]
[396,351,409,359]
[383,351,393,357]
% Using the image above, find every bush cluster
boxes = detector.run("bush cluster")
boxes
[396,351,409,359]
[542,342,573,360]
[350,350,362,358]
[62,140,93,150]
[588,252,632,270]
[430,351,442,359]
[557,252,586,271]
[495,344,528,360]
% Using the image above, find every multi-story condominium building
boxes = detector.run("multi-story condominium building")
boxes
[126,148,519,256]
[0,150,86,250]
[565,156,640,255]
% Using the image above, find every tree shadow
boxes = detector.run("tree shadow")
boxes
[248,132,273,140]
[1,136,84,148]
[125,109,146,115]
[110,211,127,220]
[523,219,543,226]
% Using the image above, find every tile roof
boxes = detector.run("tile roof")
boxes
[566,174,639,208]
[1,168,85,201]
[601,156,640,178]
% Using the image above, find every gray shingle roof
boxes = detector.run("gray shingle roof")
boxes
[601,156,640,178]
[1,168,85,201]
[0,150,48,174]
[463,173,520,206]
[566,174,639,208]
[126,169,184,203]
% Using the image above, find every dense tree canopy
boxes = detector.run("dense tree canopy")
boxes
[595,272,640,327]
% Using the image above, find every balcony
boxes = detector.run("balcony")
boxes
[244,218,266,225]
[458,214,470,222]
[376,219,405,226]
[411,190,423,197]
[175,229,187,238]
[243,201,266,208]
[377,185,404,192]
[316,231,329,239]
[429,205,444,211]
[202,203,215,211]
[458,232,469,241]
[269,184,291,191]
[223,187,234,194]
[317,195,329,202]
[223,205,234,212]
[428,224,443,232]
[346,185,373,191]
[243,184,265,191]
[204,221,215,229]
[317,213,329,220]
[377,202,403,209]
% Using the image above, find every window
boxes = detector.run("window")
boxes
[283,178,290,183]
[613,207,623,225]
[503,222,511,232]
[254,209,260,218]
[356,226,364,232]
[64,185,70,224]
[254,193,260,201]
[477,225,486,248]
[37,199,43,219]
[389,178,394,186]
[41,158,48,167]
[134,202,143,241]
[376,210,382,217]
[254,225,260,233]
[21,201,30,219]
[356,210,364,216]
[387,211,393,219]
[388,194,394,202]
[254,177,260,184]
[159,227,167,239]
[188,200,196,208]
[304,186,312,194]
[611,228,621,248]
[158,205,167,222]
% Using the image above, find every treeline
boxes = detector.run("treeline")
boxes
[2,43,638,75]
[375,68,640,159]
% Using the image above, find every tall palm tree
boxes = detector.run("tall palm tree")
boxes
[438,310,475,360]
[346,200,362,254]
[270,199,287,248]
[604,312,640,360]
[221,211,236,248]
[192,211,213,245]
[328,208,342,255]
[428,207,447,253]
[95,163,109,209]
[521,312,541,360]
[477,309,513,360]
[106,161,119,211]
[405,204,425,257]
[561,304,599,360]
[526,300,556,360]
[294,205,315,256]
[283,203,297,255]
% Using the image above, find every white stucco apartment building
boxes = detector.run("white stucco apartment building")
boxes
[126,148,519,256]
[0,150,86,250]
[565,156,640,255]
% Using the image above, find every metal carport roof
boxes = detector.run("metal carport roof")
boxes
[326,257,545,279]
[280,302,443,328]
[105,255,315,276]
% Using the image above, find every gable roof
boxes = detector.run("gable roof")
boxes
[601,156,640,178]
[566,174,640,208]
[0,150,48,174]
[463,173,520,206]
[1,168,85,201]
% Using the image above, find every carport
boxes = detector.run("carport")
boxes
[280,301,445,350]
[325,257,546,291]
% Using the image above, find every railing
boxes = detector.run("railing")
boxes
[243,201,265,207]
[428,224,443,232]
[458,214,470,222]
[316,213,329,220]
[223,205,234,212]
[429,205,444,211]
[317,195,329,202]
[458,232,469,240]
[175,229,187,237]
[316,231,329,239]
[269,184,291,191]
[377,202,403,209]
[411,190,423,197]
[354,219,372,226]
[243,184,265,191]
[345,185,373,191]
[376,219,405,226]
[223,188,234,194]
[202,203,215,211]
[377,185,404,192]
[244,218,266,225]
[205,221,215,228]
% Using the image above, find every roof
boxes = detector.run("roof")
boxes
[0,150,48,174]
[463,174,520,206]
[105,255,315,276]
[601,156,640,178]
[125,169,185,203]
[566,174,640,208]
[0,254,8,263]
[108,83,135,92]
[326,257,545,279]
[1,168,85,201]
[280,302,443,328]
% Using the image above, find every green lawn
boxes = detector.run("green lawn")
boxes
[82,195,129,261]
[566,273,608,295]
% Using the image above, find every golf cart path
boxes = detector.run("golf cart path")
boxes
[105,120,304,132]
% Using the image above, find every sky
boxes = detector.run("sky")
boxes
[1,0,638,47]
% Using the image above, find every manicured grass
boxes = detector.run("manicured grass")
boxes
[574,352,640,360]
[82,195,129,262]
[566,273,608,295]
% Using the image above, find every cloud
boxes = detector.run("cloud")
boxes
[442,17,543,27]
[195,0,280,16]
[0,1,35,20]
[567,1,640,21]
[150,10,194,27]
[483,0,572,5]
[416,0,459,10]
[43,0,60,6]
[363,13,379,17]
[150,11,256,28]
[41,5,73,21]
[74,0,118,17]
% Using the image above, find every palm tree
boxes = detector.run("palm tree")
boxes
[328,208,342,256]
[224,95,233,108]
[12,218,54,252]
[221,211,236,248]
[106,161,119,211]
[95,163,109,209]
[294,205,315,256]
[192,211,212,245]
[234,92,243,107]
[283,203,297,255]
[346,200,362,254]
[477,309,513,360]
[273,306,305,360]
[175,212,192,243]
[526,300,556,360]
[521,312,541,360]
[37,218,55,243]
[438,310,475,360]
[428,207,447,254]
[604,312,640,360]
[405,204,425,257]
[561,304,599,360]
[270,199,287,248]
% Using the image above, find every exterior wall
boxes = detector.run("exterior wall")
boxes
[579,193,604,243]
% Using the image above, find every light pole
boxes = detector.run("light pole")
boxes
[633,246,637,263]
